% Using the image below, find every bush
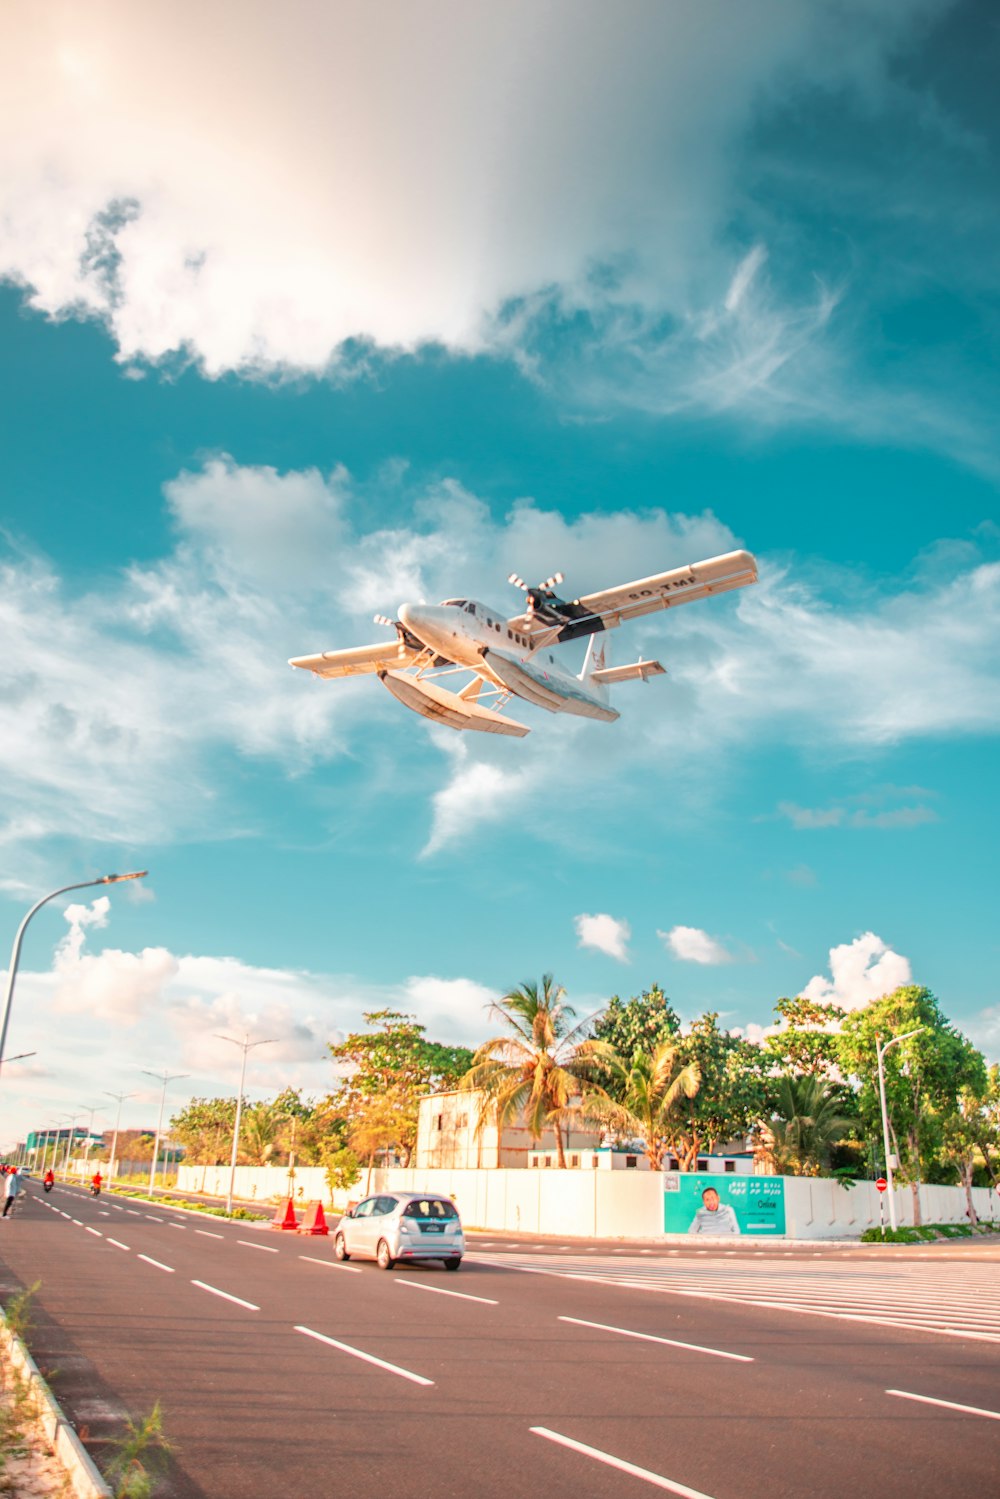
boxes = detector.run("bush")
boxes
[860,1226,921,1243]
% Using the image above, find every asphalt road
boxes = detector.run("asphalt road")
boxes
[2,1183,999,1499]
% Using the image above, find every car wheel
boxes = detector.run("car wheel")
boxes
[376,1238,395,1271]
[444,1257,462,1272]
[334,1233,350,1262]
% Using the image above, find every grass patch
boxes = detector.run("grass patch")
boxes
[106,1187,265,1222]
[105,1402,171,1499]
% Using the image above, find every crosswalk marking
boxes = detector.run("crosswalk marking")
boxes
[473,1253,1000,1343]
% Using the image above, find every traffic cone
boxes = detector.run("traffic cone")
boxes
[270,1197,299,1231]
[297,1200,329,1236]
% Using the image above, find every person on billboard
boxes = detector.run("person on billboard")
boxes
[688,1185,740,1235]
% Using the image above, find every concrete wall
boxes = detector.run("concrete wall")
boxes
[175,1161,1000,1239]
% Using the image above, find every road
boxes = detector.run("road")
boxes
[2,1182,999,1498]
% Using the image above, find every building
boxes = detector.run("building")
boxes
[416,1089,599,1169]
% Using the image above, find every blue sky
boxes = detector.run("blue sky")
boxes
[1,0,998,1147]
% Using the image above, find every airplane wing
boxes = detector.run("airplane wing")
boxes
[289,638,424,679]
[507,550,758,642]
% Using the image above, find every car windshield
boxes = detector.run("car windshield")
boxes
[402,1198,459,1220]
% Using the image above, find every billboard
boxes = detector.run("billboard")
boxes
[663,1172,785,1236]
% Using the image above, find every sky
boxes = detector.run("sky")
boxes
[1,0,998,1149]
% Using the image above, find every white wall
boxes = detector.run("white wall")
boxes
[174,1162,1000,1239]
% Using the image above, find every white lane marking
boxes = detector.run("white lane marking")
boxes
[168,1224,186,1231]
[85,1227,103,1238]
[886,1389,1000,1422]
[299,1256,362,1273]
[237,1239,278,1253]
[125,1210,142,1216]
[558,1315,752,1363]
[146,1215,163,1222]
[107,1238,130,1251]
[71,1218,83,1226]
[195,1229,223,1239]
[98,1211,110,1217]
[138,1255,175,1274]
[191,1280,259,1311]
[294,1325,433,1386]
[395,1278,498,1306]
[531,1428,715,1497]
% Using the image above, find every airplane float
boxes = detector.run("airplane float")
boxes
[290,549,757,738]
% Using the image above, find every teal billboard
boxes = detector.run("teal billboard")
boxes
[663,1172,785,1236]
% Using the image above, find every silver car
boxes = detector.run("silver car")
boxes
[334,1191,465,1271]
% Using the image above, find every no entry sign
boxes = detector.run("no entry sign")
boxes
[876,1177,888,1193]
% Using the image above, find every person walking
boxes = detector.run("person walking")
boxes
[2,1167,22,1217]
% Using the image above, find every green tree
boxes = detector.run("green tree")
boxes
[592,986,681,1079]
[769,1074,853,1176]
[838,986,986,1225]
[460,975,601,1167]
[169,1102,237,1165]
[764,996,846,1078]
[582,1040,700,1169]
[665,1014,770,1171]
[328,1011,473,1171]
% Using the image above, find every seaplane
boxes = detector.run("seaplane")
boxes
[290,549,757,737]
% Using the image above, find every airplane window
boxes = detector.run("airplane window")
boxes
[464,603,476,613]
[440,598,468,608]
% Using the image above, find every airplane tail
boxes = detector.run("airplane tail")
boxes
[579,634,611,706]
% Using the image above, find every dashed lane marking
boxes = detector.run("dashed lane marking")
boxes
[191,1280,259,1311]
[299,1256,362,1273]
[237,1240,278,1253]
[294,1325,433,1386]
[395,1278,498,1306]
[106,1239,130,1251]
[558,1315,753,1363]
[146,1215,163,1222]
[886,1389,1000,1421]
[531,1428,716,1497]
[195,1229,223,1239]
[85,1227,103,1238]
[138,1255,175,1273]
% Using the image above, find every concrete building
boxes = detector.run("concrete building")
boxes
[416,1089,599,1169]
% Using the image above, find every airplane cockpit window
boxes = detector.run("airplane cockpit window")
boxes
[440,598,468,608]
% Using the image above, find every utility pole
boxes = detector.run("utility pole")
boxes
[141,1070,189,1197]
[875,1028,925,1232]
[215,1034,277,1215]
[104,1090,137,1184]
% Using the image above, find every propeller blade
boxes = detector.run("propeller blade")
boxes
[507,573,527,591]
[373,613,396,628]
[542,572,564,590]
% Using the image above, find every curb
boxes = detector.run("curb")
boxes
[0,1310,112,1498]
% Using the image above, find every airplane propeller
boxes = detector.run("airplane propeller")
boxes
[373,613,396,628]
[507,571,564,593]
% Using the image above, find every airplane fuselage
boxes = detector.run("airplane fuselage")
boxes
[398,599,617,720]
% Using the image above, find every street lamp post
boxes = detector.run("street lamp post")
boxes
[875,1028,925,1232]
[61,1115,81,1178]
[104,1091,137,1185]
[215,1034,277,1216]
[79,1104,101,1164]
[141,1069,189,1197]
[0,872,148,1078]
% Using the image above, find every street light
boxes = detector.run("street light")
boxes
[141,1069,189,1197]
[875,1028,925,1232]
[104,1090,137,1184]
[79,1104,102,1164]
[215,1034,277,1215]
[0,872,148,1078]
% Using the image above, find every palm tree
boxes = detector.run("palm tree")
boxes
[582,1041,701,1170]
[769,1074,851,1176]
[461,975,600,1167]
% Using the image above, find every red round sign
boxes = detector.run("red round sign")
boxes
[875,1177,888,1193]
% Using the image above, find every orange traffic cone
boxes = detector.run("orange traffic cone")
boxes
[297,1200,329,1236]
[271,1197,299,1231]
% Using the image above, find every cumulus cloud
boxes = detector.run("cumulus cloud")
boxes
[575,913,631,963]
[801,931,912,1012]
[0,897,501,1142]
[660,925,735,966]
[0,0,970,460]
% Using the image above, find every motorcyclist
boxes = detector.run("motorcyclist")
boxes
[43,1168,54,1192]
[90,1170,103,1196]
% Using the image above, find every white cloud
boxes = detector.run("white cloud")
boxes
[2,458,999,868]
[0,898,498,1145]
[575,913,631,963]
[801,931,912,1012]
[0,0,952,445]
[660,925,735,966]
